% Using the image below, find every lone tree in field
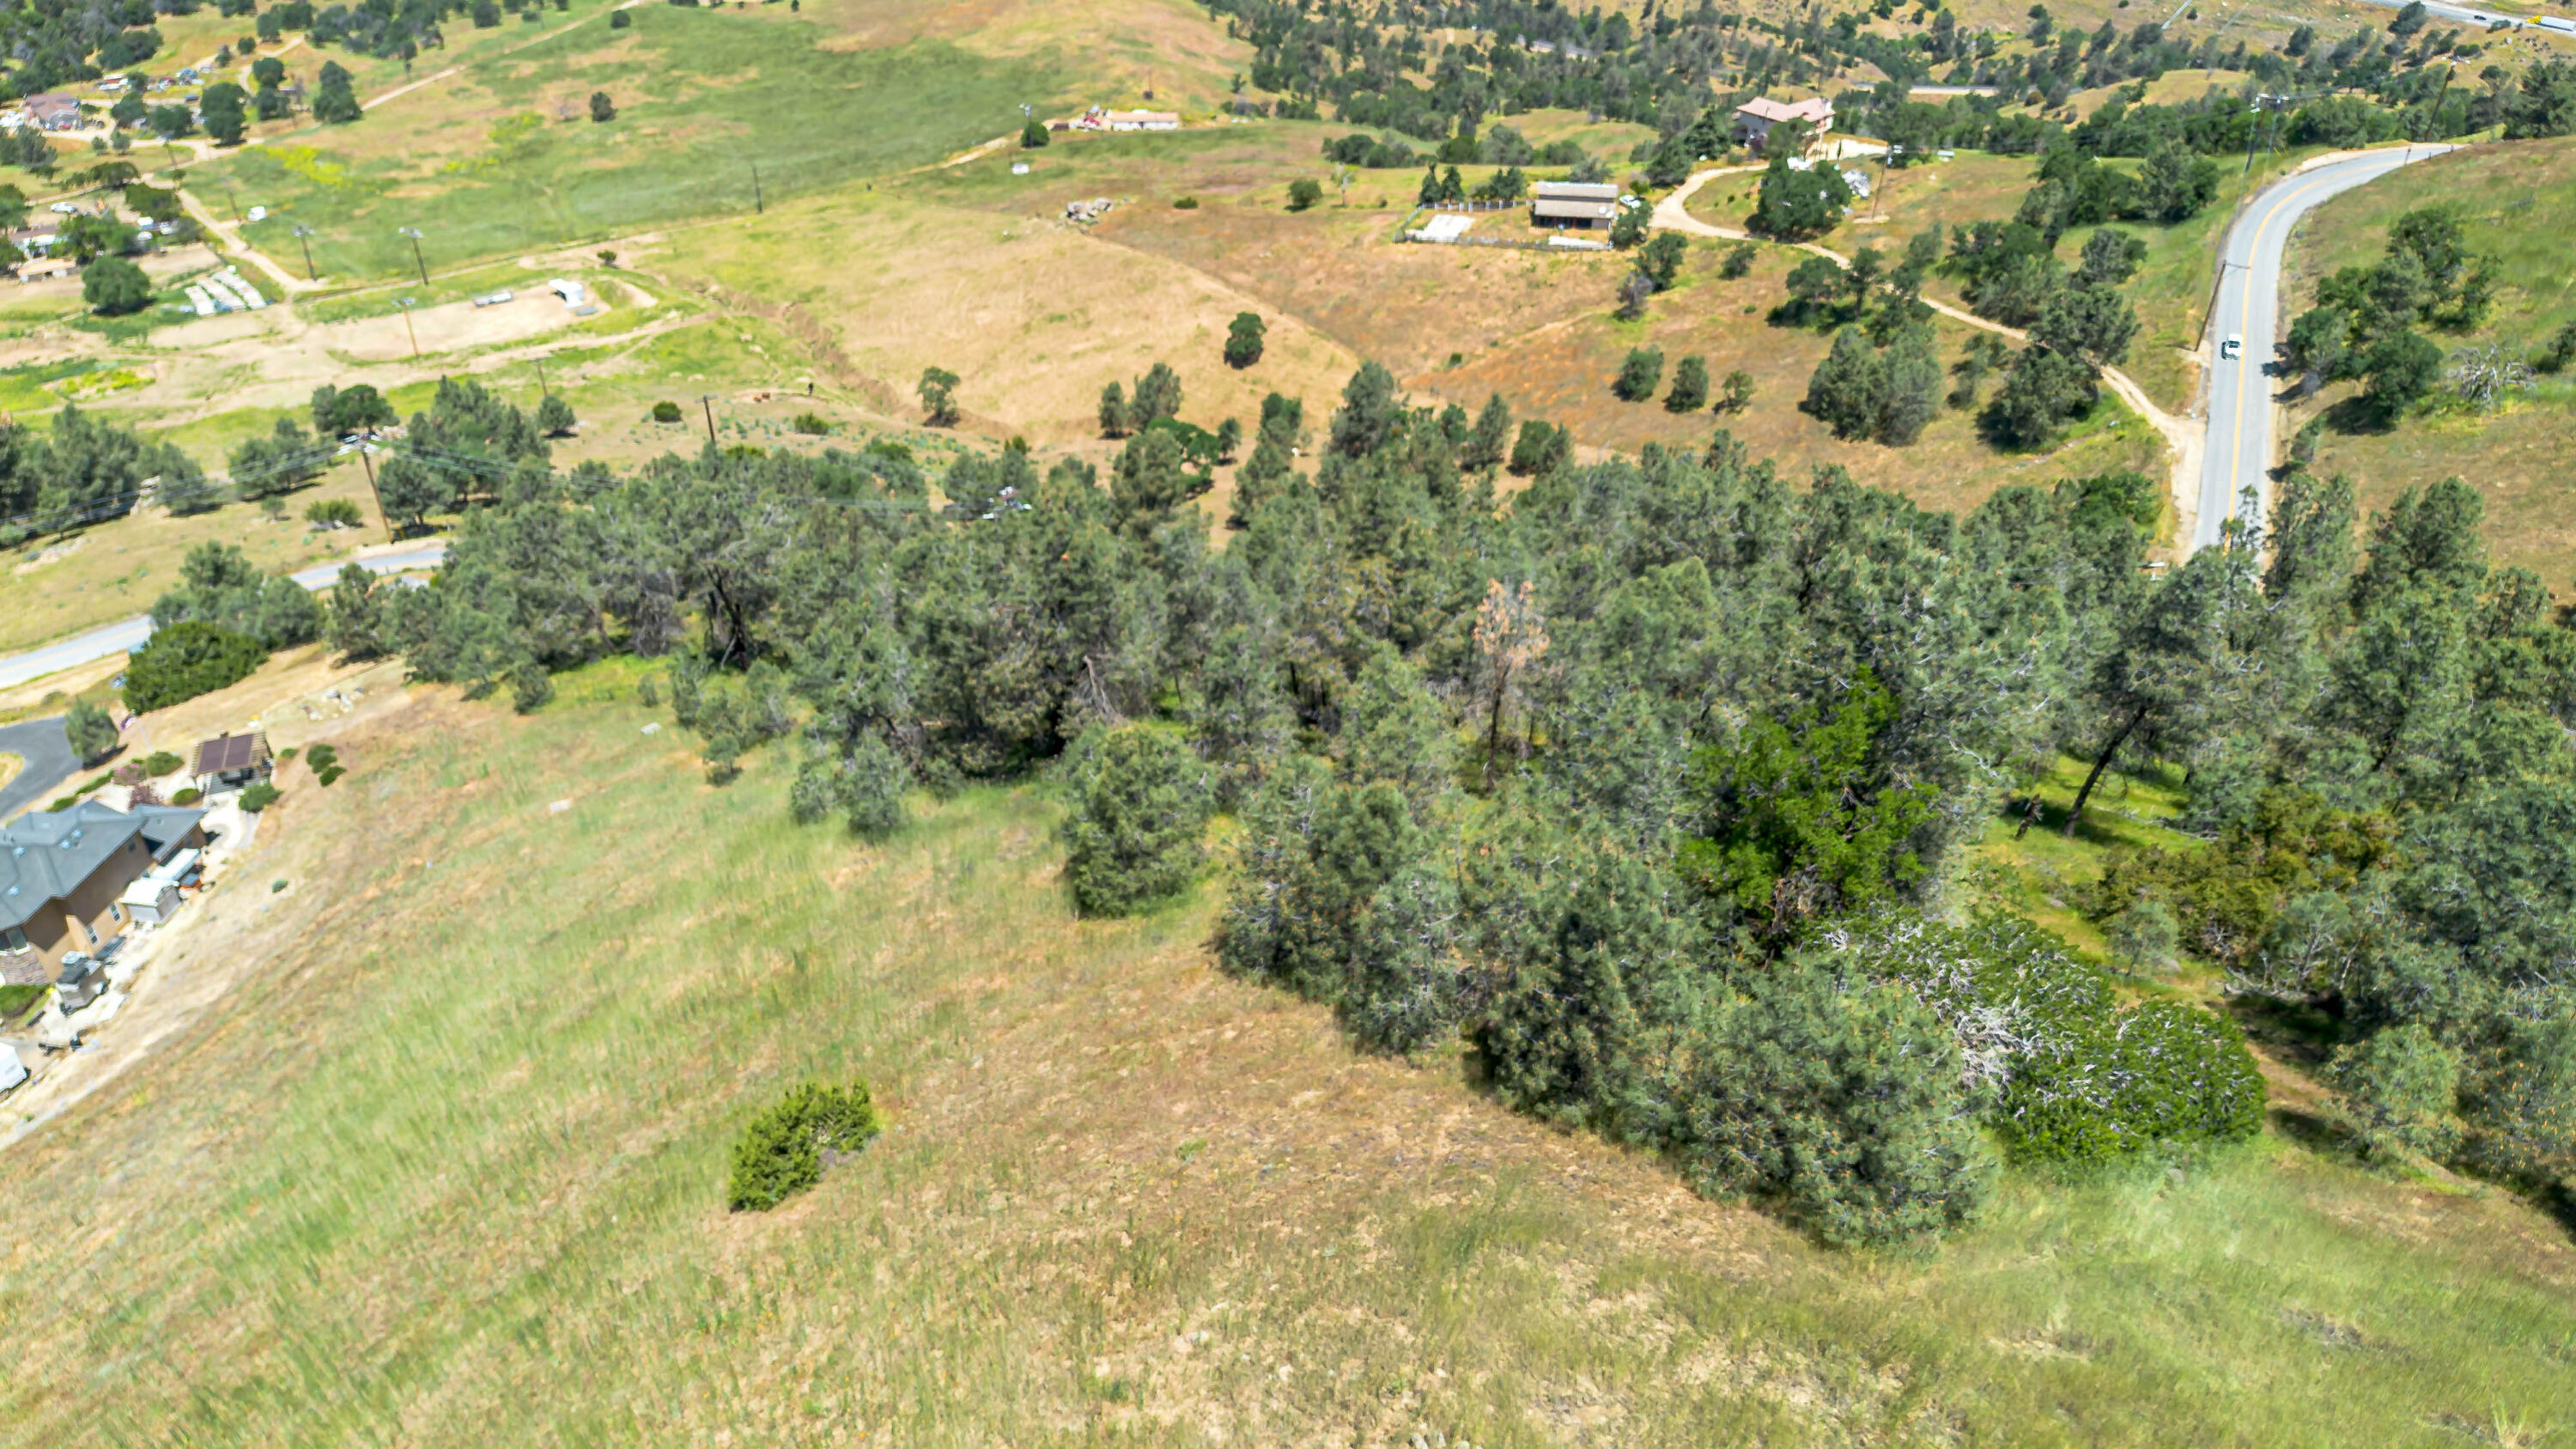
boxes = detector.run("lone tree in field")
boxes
[536,393,576,436]
[1062,726,1215,916]
[82,255,150,316]
[588,91,616,123]
[1224,310,1266,368]
[917,366,960,426]
[312,61,361,124]
[1019,117,1048,149]
[1614,346,1664,402]
[1720,368,1756,412]
[1286,178,1322,211]
[1665,354,1709,412]
[1637,231,1688,291]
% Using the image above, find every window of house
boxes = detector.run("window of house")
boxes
[82,920,96,947]
[110,903,124,922]
[2,928,25,953]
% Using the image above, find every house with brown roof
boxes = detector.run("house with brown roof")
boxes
[22,94,82,132]
[1734,95,1835,155]
[0,800,205,982]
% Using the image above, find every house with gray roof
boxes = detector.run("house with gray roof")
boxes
[0,801,204,984]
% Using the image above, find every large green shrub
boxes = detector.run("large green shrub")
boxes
[1662,958,1996,1247]
[2000,1000,2266,1163]
[726,1081,882,1212]
[238,782,280,813]
[123,620,265,714]
[1834,912,2266,1165]
[1062,726,1213,916]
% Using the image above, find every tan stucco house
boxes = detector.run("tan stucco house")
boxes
[0,801,205,984]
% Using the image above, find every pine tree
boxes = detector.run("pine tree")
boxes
[1132,362,1183,426]
[1803,326,1885,440]
[1461,392,1512,469]
[1063,726,1215,916]
[1664,355,1709,413]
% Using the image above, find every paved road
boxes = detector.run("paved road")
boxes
[0,715,77,821]
[2195,147,2450,551]
[0,545,447,693]
[2342,0,2530,27]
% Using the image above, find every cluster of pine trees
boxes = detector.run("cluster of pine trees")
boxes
[336,356,2576,1245]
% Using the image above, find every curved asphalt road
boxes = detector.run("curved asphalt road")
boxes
[2195,147,2450,551]
[0,715,77,822]
[0,544,447,693]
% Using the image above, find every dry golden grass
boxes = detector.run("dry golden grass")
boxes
[1414,240,2166,516]
[640,137,1368,451]
[0,466,386,659]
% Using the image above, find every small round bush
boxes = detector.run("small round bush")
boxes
[650,399,683,423]
[172,787,202,806]
[727,1081,881,1211]
[142,750,183,776]
[1061,725,1213,917]
[238,782,280,813]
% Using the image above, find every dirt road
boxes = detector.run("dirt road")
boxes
[1654,167,2197,527]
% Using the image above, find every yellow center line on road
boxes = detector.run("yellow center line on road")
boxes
[2223,165,2362,529]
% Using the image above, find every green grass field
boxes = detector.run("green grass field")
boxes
[3,661,2571,1445]
[207,7,1064,281]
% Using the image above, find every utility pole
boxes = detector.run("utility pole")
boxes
[291,223,317,281]
[534,356,548,398]
[223,179,240,222]
[398,225,428,287]
[751,161,763,215]
[701,394,717,446]
[398,297,420,357]
[356,438,392,541]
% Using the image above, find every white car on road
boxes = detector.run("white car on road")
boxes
[2221,334,2242,360]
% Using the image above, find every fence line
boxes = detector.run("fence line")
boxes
[1401,231,1611,253]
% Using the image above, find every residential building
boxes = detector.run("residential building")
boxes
[0,801,206,982]
[1102,109,1179,131]
[1734,95,1835,155]
[23,94,81,131]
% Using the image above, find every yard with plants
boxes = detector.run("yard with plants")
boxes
[0,664,2569,1446]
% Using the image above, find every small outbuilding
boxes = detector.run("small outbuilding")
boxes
[191,731,272,792]
[116,875,180,927]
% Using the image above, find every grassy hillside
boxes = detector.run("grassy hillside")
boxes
[208,7,1068,280]
[3,662,2571,1446]
[2283,134,2576,589]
